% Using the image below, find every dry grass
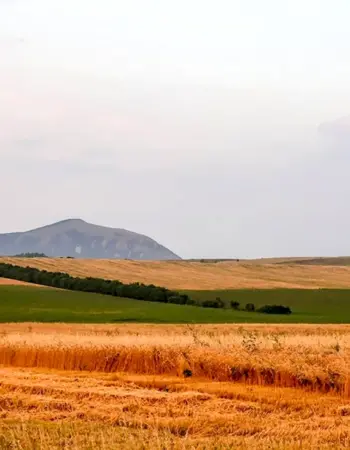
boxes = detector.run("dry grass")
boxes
[3,257,350,289]
[2,324,350,448]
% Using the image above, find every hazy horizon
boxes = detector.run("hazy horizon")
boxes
[1,0,350,259]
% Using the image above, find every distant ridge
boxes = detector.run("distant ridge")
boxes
[0,219,180,260]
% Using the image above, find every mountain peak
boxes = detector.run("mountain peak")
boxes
[0,220,180,260]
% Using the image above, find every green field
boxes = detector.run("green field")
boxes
[190,289,350,323]
[1,285,350,323]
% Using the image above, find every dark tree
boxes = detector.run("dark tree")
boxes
[230,301,240,310]
[245,303,255,312]
[257,305,292,315]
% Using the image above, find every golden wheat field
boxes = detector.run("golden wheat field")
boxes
[3,257,350,289]
[0,278,23,285]
[1,323,350,449]
[0,278,43,287]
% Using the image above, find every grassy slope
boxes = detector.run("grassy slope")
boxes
[188,289,350,323]
[1,285,350,323]
[0,285,243,324]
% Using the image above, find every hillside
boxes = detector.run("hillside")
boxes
[3,257,350,289]
[0,219,180,260]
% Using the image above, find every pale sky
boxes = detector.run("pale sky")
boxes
[1,0,350,258]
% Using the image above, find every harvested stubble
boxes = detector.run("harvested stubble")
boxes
[1,367,350,449]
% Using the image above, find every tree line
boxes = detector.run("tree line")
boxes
[0,262,292,314]
[0,263,194,306]
[13,253,48,258]
[205,298,291,314]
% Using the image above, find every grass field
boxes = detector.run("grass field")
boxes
[1,284,350,323]
[3,257,350,289]
[1,323,350,449]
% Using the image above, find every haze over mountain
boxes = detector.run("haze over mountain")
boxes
[0,219,180,260]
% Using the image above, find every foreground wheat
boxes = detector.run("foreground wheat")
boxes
[1,324,350,449]
[0,323,349,395]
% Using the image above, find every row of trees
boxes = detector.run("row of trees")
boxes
[230,301,292,315]
[0,263,194,306]
[13,253,47,258]
[0,263,292,314]
[199,298,292,314]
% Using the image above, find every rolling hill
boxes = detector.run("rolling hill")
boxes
[2,257,350,290]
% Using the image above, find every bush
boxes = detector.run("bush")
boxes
[168,295,189,305]
[257,305,292,315]
[202,298,224,308]
[230,301,240,310]
[215,297,225,308]
[183,369,192,378]
[245,303,255,312]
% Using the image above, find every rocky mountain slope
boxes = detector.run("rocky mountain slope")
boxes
[0,219,180,260]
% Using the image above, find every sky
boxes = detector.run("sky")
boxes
[1,0,350,258]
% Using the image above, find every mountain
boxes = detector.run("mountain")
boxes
[0,219,180,260]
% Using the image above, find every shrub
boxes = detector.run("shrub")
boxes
[202,299,223,308]
[230,301,240,310]
[245,303,255,312]
[168,295,187,305]
[215,297,225,308]
[183,369,192,378]
[257,305,292,315]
